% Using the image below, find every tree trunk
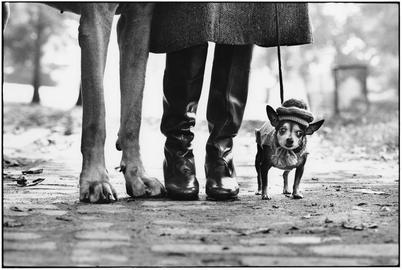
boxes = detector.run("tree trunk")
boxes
[31,7,43,104]
[75,82,82,106]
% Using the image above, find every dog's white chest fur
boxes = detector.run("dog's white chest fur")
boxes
[255,122,308,170]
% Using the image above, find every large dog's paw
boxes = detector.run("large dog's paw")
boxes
[125,175,166,198]
[142,176,166,197]
[80,180,117,203]
[262,194,272,200]
[122,165,166,198]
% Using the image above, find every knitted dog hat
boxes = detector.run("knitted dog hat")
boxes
[276,99,314,128]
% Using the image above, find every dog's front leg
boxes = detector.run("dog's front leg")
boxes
[282,170,291,194]
[78,3,119,203]
[293,154,307,199]
[116,4,165,198]
[260,149,272,200]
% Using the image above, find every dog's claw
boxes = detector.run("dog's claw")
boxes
[255,191,262,195]
[142,177,166,197]
[80,181,117,203]
[119,165,126,174]
[262,194,271,200]
[283,190,292,195]
[292,193,304,199]
[124,174,166,198]
[115,139,122,151]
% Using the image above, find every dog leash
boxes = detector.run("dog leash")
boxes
[275,3,284,104]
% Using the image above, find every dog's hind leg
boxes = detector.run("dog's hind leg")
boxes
[255,144,263,195]
[116,4,166,198]
[78,3,119,203]
[282,170,291,195]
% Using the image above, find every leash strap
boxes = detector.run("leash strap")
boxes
[275,3,284,104]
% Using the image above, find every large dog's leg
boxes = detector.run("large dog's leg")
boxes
[116,4,165,197]
[78,3,118,203]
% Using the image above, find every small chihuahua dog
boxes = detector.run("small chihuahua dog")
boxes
[255,99,324,200]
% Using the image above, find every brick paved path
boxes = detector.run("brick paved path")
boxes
[3,107,399,266]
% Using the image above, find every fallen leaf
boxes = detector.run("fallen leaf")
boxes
[302,214,311,219]
[272,205,279,209]
[324,217,334,223]
[357,202,367,206]
[375,203,392,207]
[56,216,73,222]
[28,178,45,186]
[239,228,272,236]
[16,176,27,186]
[22,168,43,175]
[10,206,24,212]
[3,158,23,167]
[16,177,45,187]
[311,177,319,181]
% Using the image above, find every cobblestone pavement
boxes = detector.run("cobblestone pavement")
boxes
[2,105,399,267]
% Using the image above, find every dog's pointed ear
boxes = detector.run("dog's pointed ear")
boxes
[306,119,324,135]
[266,105,279,127]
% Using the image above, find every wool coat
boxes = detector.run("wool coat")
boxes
[150,3,312,53]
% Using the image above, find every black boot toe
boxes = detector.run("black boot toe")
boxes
[164,149,199,200]
[205,157,239,200]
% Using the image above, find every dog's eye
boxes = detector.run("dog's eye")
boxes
[296,131,303,138]
[279,128,287,135]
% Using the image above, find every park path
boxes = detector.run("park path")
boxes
[2,104,399,266]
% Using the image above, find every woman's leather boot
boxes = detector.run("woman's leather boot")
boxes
[205,44,253,200]
[161,43,208,200]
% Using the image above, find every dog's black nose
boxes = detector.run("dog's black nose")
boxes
[286,138,293,145]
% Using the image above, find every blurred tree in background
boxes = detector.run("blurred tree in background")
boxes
[2,3,398,113]
[3,3,77,104]
[298,3,398,112]
[254,3,398,114]
[307,3,398,90]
